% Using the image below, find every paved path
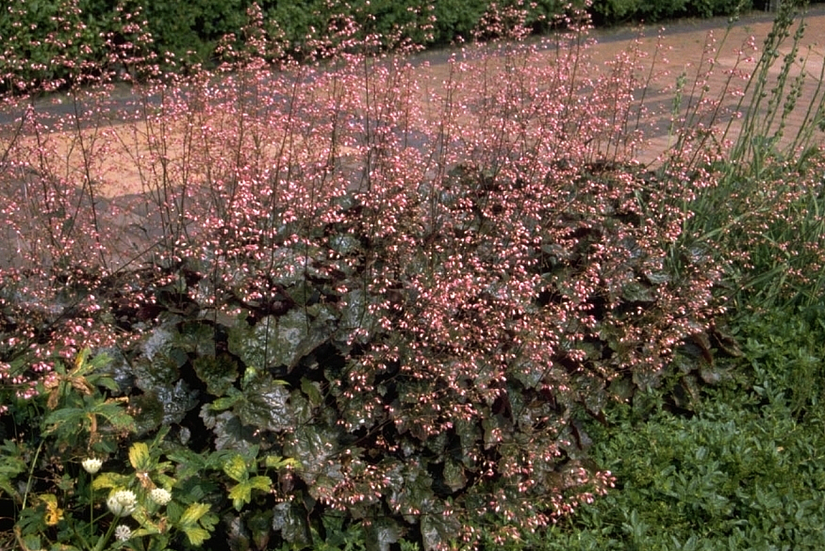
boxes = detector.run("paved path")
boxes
[413,5,825,165]
[0,7,823,269]
[4,6,825,192]
[584,6,825,164]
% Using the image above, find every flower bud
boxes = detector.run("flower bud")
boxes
[114,524,132,542]
[106,490,137,517]
[149,487,172,506]
[81,458,103,474]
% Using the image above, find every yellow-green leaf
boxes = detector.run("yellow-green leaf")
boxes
[228,475,272,511]
[91,472,130,490]
[39,494,63,526]
[179,502,212,527]
[264,455,299,469]
[73,347,91,374]
[182,525,211,545]
[130,507,165,534]
[222,453,248,483]
[131,523,161,537]
[249,475,271,492]
[210,392,243,412]
[129,442,152,471]
[228,481,252,511]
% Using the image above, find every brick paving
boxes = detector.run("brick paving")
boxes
[412,5,825,165]
[7,8,824,198]
[586,6,825,163]
[1,8,823,269]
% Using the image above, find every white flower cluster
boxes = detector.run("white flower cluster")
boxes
[81,458,103,474]
[114,524,132,542]
[149,488,172,506]
[107,490,137,517]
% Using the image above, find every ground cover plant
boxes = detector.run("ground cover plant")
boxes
[0,0,824,549]
[536,303,825,550]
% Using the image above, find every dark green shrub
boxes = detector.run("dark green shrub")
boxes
[0,0,603,89]
[0,0,108,92]
[430,0,490,43]
[261,0,327,52]
[590,0,645,24]
[685,0,752,19]
[141,0,249,64]
[591,0,750,25]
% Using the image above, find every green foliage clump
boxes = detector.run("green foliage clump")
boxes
[1,0,580,90]
[141,0,250,65]
[590,0,752,25]
[680,0,825,311]
[0,349,233,551]
[0,0,105,92]
[514,303,825,550]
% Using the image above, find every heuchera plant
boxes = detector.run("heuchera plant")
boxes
[6,0,821,548]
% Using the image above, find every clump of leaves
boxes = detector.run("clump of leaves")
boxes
[527,302,825,550]
[0,348,302,551]
[55,154,720,550]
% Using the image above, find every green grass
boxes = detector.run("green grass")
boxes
[495,304,825,550]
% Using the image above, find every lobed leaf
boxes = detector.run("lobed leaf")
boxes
[223,454,249,483]
[179,502,212,528]
[128,442,152,472]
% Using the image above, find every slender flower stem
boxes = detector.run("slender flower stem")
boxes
[92,518,118,551]
[89,482,95,539]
